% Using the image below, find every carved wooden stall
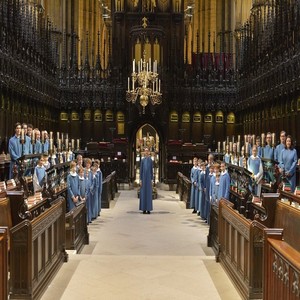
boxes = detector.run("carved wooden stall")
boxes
[176,172,192,209]
[101,171,117,208]
[263,199,300,300]
[207,204,220,261]
[218,199,265,300]
[65,202,89,253]
[9,197,68,300]
[0,227,8,300]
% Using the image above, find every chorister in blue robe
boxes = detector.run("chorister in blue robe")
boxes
[247,155,263,196]
[8,135,22,179]
[274,143,285,162]
[23,135,32,155]
[189,165,198,210]
[224,153,231,164]
[210,176,220,205]
[257,146,262,157]
[262,145,274,160]
[84,168,93,223]
[43,140,49,153]
[79,176,88,202]
[67,171,80,212]
[139,156,153,212]
[279,148,298,193]
[34,140,43,154]
[97,169,103,215]
[33,165,46,192]
[203,170,213,220]
[217,170,230,200]
[196,168,205,213]
[90,172,99,219]
[239,155,245,168]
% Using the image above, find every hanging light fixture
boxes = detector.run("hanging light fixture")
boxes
[126,51,162,114]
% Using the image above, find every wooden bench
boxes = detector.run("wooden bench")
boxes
[66,203,89,253]
[264,199,300,300]
[218,199,265,299]
[9,197,68,300]
[176,172,191,209]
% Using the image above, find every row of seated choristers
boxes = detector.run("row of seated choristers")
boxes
[67,156,103,224]
[189,154,230,225]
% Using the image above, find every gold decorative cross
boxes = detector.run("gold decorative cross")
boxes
[142,17,148,28]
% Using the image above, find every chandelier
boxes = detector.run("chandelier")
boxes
[126,52,162,114]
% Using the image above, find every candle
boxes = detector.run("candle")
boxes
[223,141,226,153]
[71,139,74,150]
[57,132,59,141]
[272,133,275,146]
[50,139,53,150]
[218,142,221,153]
[58,139,61,151]
[77,139,80,150]
[238,135,240,144]
[32,130,35,144]
[237,142,240,154]
[159,80,161,92]
[252,135,256,145]
[229,142,233,153]
[132,79,135,90]
[246,142,249,155]
[65,138,68,150]
[21,129,25,141]
[226,136,229,145]
[128,77,130,91]
[244,135,247,147]
[50,131,53,139]
[133,59,135,72]
[261,133,265,146]
[149,58,151,71]
[41,131,45,143]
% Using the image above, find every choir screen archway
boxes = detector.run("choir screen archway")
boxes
[134,124,160,185]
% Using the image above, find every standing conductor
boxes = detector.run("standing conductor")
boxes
[139,148,153,214]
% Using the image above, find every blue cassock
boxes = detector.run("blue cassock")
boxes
[67,172,80,212]
[79,176,88,200]
[34,140,43,154]
[210,178,220,205]
[97,169,103,215]
[257,146,262,157]
[218,171,230,200]
[34,165,46,186]
[279,148,298,192]
[90,173,99,219]
[85,169,93,223]
[274,143,285,162]
[224,154,230,164]
[262,145,274,160]
[196,170,205,212]
[202,171,213,220]
[8,135,22,179]
[44,140,49,153]
[189,166,198,209]
[23,135,32,155]
[239,156,245,168]
[139,156,153,211]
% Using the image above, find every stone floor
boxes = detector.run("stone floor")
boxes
[41,189,242,300]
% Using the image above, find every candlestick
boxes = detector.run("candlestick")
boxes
[223,141,226,153]
[71,139,74,151]
[50,131,53,140]
[58,139,61,151]
[31,130,35,144]
[237,142,240,154]
[21,129,25,142]
[128,77,130,91]
[41,131,45,144]
[65,138,68,151]
[77,139,80,150]
[218,142,221,153]
[49,139,53,151]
